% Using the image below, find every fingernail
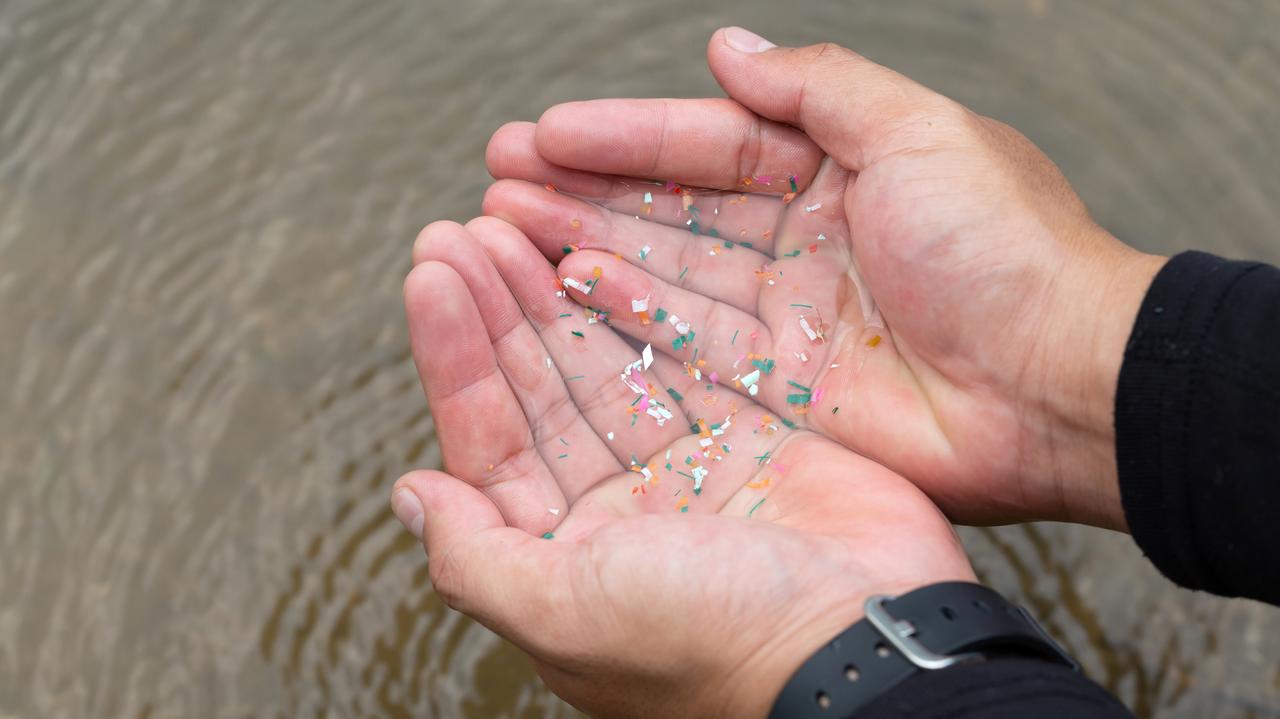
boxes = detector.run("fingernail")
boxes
[723,26,776,53]
[391,488,425,540]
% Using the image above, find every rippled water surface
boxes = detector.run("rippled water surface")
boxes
[2,1,1278,717]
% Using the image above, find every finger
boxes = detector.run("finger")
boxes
[392,470,568,652]
[404,262,566,534]
[707,27,964,172]
[486,122,786,250]
[471,217,692,465]
[413,220,623,503]
[483,179,769,312]
[558,249,845,426]
[534,98,825,193]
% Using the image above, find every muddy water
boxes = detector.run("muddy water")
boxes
[1,1,1278,717]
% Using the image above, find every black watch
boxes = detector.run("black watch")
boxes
[768,582,1079,718]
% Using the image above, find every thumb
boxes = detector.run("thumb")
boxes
[707,27,964,171]
[392,470,567,653]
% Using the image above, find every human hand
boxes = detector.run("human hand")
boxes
[392,217,975,718]
[481,27,1167,530]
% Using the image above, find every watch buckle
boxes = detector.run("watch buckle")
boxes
[863,594,983,671]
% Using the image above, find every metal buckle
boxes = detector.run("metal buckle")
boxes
[863,594,982,670]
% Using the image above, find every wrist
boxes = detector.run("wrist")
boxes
[760,581,1081,718]
[1034,236,1166,530]
[730,575,974,718]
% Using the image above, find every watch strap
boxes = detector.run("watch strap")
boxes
[768,582,1077,718]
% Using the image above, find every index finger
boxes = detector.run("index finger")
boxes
[535,98,824,193]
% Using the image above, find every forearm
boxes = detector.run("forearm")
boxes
[855,658,1131,719]
[1115,250,1280,604]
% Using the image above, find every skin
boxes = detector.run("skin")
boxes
[393,27,1166,718]
[483,26,1167,531]
[394,219,974,718]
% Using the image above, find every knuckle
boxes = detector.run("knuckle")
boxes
[429,548,469,608]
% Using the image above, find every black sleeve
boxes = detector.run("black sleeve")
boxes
[1115,250,1280,605]
[853,657,1132,718]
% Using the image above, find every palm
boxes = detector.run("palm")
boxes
[482,107,1070,524]
[403,221,971,714]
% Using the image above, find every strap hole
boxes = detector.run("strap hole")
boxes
[973,599,992,614]
[815,691,831,709]
[940,605,956,621]
[844,665,860,682]
[875,642,891,658]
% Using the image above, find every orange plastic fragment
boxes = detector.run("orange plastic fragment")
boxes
[867,335,882,348]
[570,218,582,230]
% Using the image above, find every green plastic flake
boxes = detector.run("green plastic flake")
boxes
[789,303,813,309]
[754,451,772,465]
[565,375,585,381]
[542,532,555,539]
[740,242,753,249]
[783,250,801,258]
[689,221,701,236]
[680,505,689,513]
[751,358,776,374]
[731,329,740,345]
[654,308,668,322]
[789,175,799,192]
[782,418,798,429]
[558,312,572,318]
[748,497,767,518]
[786,393,812,405]
[667,387,684,401]
[723,240,734,249]
[571,330,584,338]
[562,246,573,254]
[787,380,811,391]
[678,266,689,281]
[832,406,840,414]
[707,228,720,238]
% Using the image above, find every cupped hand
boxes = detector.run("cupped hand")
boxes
[481,27,1167,530]
[392,217,974,718]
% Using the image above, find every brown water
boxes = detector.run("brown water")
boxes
[2,1,1278,717]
